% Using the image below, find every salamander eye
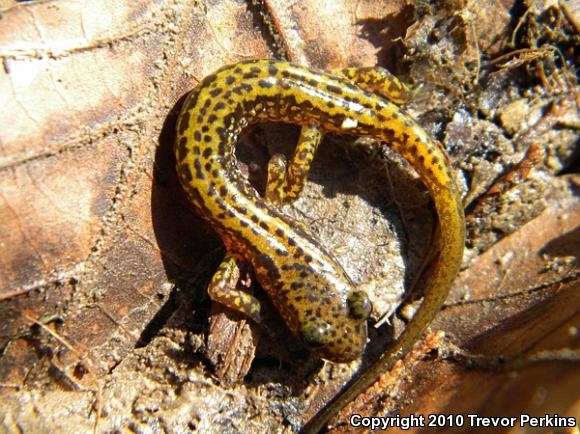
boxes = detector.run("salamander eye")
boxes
[348,290,372,321]
[301,319,332,348]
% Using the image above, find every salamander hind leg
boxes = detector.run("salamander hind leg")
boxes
[265,124,322,206]
[208,253,262,323]
[335,66,411,105]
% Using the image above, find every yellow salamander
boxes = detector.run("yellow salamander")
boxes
[175,60,465,432]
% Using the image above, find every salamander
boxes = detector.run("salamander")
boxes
[174,60,465,432]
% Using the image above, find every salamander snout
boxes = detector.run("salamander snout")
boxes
[299,288,371,363]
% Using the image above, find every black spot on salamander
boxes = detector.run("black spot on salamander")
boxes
[211,169,219,178]
[243,71,258,79]
[203,135,212,143]
[185,90,201,113]
[193,131,201,142]
[250,215,259,223]
[281,70,303,81]
[276,248,288,256]
[343,82,359,92]
[300,271,308,278]
[204,162,211,172]
[382,127,395,140]
[256,253,281,280]
[219,185,228,197]
[207,184,217,197]
[176,137,188,160]
[288,237,297,247]
[178,113,190,135]
[234,179,246,192]
[232,104,244,120]
[338,68,351,77]
[202,147,212,159]
[194,160,204,179]
[235,206,247,215]
[404,119,414,128]
[294,247,303,258]
[233,67,243,74]
[209,88,222,98]
[202,73,218,87]
[258,79,273,88]
[268,64,278,75]
[192,146,201,155]
[201,126,209,133]
[290,282,303,290]
[259,221,269,231]
[240,220,249,227]
[426,166,436,179]
[326,101,335,109]
[409,144,418,155]
[305,78,318,88]
[214,196,228,210]
[254,201,266,210]
[214,101,226,111]
[304,254,313,263]
[215,126,227,140]
[275,228,284,237]
[225,75,235,85]
[208,114,218,123]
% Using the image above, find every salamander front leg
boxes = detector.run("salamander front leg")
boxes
[265,124,322,206]
[207,253,262,323]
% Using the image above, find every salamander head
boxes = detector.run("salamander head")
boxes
[249,225,372,362]
[296,284,371,363]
